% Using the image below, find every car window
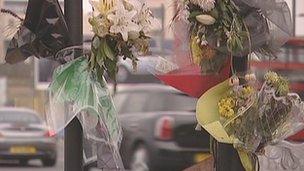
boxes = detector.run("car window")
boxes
[114,91,196,114]
[145,92,196,112]
[0,111,41,124]
[115,92,149,114]
[114,93,129,113]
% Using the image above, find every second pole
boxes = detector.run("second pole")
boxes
[64,0,83,170]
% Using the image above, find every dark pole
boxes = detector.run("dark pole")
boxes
[64,0,83,171]
[292,0,296,36]
[215,56,248,171]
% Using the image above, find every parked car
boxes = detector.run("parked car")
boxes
[114,84,210,171]
[0,107,57,167]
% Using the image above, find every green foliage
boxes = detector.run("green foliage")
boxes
[89,36,119,81]
[88,34,148,82]
[187,0,250,55]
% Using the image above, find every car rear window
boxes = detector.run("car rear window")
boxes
[0,111,41,124]
[115,91,197,114]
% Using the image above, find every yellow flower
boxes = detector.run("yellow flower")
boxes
[89,16,111,37]
[242,86,254,97]
[90,0,116,15]
[190,35,203,66]
[218,97,235,118]
[265,71,279,85]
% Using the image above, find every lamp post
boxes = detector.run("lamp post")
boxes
[64,0,83,170]
[215,56,248,171]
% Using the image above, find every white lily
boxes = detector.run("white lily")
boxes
[107,3,140,41]
[126,0,161,35]
[190,0,215,12]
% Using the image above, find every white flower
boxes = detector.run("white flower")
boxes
[107,3,140,41]
[190,0,215,12]
[196,14,216,25]
[201,40,208,46]
[126,1,161,35]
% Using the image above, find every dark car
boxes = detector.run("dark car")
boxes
[114,84,210,171]
[0,108,57,167]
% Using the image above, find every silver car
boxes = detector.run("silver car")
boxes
[0,108,57,167]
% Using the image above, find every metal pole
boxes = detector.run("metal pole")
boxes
[293,0,296,36]
[215,56,248,171]
[64,0,83,170]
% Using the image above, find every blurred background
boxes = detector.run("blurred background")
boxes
[0,0,303,171]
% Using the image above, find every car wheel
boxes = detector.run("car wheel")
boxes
[117,66,131,83]
[130,145,150,171]
[42,158,56,167]
[19,159,28,166]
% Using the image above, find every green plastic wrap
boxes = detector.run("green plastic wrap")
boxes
[47,56,124,170]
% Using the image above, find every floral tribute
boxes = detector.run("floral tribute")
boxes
[1,0,158,169]
[88,0,159,81]
[197,72,304,171]
[46,0,159,170]
[172,0,292,74]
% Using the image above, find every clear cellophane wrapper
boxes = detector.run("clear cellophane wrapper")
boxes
[228,0,292,56]
[46,48,124,170]
[259,141,304,171]
[224,80,304,154]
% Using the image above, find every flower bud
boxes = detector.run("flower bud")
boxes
[196,37,201,43]
[196,14,216,25]
[245,74,250,81]
[229,76,239,86]
[245,73,257,82]
[249,74,256,82]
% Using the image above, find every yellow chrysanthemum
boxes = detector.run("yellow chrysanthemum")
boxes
[265,71,279,85]
[242,86,254,97]
[218,97,236,118]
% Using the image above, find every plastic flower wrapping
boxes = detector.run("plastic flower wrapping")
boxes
[46,0,158,169]
[196,72,304,171]
[46,55,124,169]
[259,141,304,171]
[1,0,70,64]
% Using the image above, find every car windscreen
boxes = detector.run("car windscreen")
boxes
[115,91,197,114]
[0,111,41,124]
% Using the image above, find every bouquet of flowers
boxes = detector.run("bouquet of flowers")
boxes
[173,0,292,74]
[88,0,159,81]
[197,72,304,171]
[257,72,304,147]
[46,0,159,169]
